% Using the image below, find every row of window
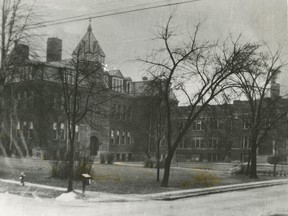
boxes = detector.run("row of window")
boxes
[178,137,220,149]
[110,130,131,145]
[178,136,251,149]
[52,122,80,141]
[111,104,131,121]
[16,121,34,139]
[112,78,131,93]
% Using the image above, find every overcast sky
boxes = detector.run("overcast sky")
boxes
[34,0,288,86]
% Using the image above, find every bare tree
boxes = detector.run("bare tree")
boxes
[0,0,40,154]
[139,14,262,187]
[57,46,113,191]
[230,47,288,178]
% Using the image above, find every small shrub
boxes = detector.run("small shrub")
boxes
[180,180,192,189]
[155,159,165,168]
[50,157,93,180]
[106,152,114,164]
[100,153,106,164]
[193,172,220,187]
[143,158,155,168]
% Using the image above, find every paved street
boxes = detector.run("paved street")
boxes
[1,184,288,216]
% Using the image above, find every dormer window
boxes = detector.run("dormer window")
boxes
[112,77,123,92]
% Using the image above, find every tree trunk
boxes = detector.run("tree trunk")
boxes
[161,152,173,187]
[273,163,277,177]
[156,139,160,182]
[67,140,74,192]
[249,144,258,178]
[245,154,250,176]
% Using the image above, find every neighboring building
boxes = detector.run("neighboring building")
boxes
[175,89,288,164]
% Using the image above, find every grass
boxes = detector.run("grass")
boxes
[0,156,286,196]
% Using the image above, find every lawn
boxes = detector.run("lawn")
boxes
[0,156,286,195]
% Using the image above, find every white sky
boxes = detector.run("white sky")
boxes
[32,0,288,87]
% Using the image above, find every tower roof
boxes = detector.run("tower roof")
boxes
[72,20,105,62]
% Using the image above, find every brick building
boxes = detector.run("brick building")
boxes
[175,93,288,163]
[1,23,159,161]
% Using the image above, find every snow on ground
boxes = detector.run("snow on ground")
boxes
[55,191,79,202]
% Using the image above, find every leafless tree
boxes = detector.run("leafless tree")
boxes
[139,14,262,187]
[0,0,40,154]
[58,46,113,192]
[230,47,288,178]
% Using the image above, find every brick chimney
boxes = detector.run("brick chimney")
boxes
[46,38,62,62]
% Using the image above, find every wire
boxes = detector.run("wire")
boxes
[28,0,202,29]
[30,0,169,26]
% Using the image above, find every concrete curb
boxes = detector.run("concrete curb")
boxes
[145,179,288,200]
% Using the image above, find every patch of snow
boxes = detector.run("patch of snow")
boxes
[55,191,78,202]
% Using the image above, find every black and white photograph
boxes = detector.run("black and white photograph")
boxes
[0,0,288,215]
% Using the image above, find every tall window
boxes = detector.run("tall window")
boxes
[242,137,250,148]
[110,129,114,144]
[209,138,218,149]
[59,123,65,140]
[127,132,131,145]
[121,131,125,144]
[192,137,203,148]
[29,122,34,139]
[17,121,21,138]
[75,125,79,141]
[23,121,28,138]
[126,81,131,94]
[52,122,58,140]
[116,131,120,144]
[243,117,250,129]
[193,120,203,131]
[112,78,123,92]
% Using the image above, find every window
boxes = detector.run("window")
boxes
[209,138,218,149]
[122,106,126,120]
[52,122,58,140]
[117,105,121,120]
[210,119,218,130]
[127,132,131,145]
[75,125,79,141]
[110,129,114,144]
[112,78,123,92]
[127,107,131,121]
[193,120,203,131]
[29,122,34,139]
[111,104,116,119]
[242,137,250,148]
[23,121,28,138]
[121,131,125,144]
[192,137,204,148]
[126,81,131,94]
[60,96,65,111]
[17,121,21,138]
[116,131,120,144]
[59,123,65,140]
[243,117,250,129]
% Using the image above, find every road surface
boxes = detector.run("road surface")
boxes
[1,184,288,216]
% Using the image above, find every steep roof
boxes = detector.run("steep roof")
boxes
[107,69,124,78]
[72,22,105,60]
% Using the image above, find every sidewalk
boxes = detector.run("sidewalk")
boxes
[1,177,288,202]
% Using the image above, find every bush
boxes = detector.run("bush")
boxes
[143,158,165,168]
[143,158,155,168]
[193,172,220,187]
[100,153,106,164]
[50,157,93,180]
[106,152,114,164]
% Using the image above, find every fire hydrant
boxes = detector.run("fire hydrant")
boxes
[19,172,25,186]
